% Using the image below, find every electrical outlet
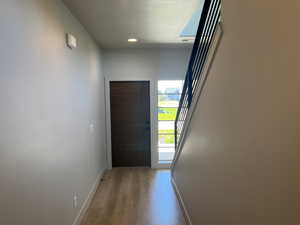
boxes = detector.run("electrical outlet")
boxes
[73,194,78,209]
[66,33,77,49]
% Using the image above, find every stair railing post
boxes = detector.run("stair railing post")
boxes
[175,122,178,150]
[187,68,193,108]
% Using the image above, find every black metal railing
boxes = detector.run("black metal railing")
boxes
[175,0,221,148]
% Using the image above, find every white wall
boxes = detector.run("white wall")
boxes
[103,48,191,80]
[173,1,300,225]
[0,1,106,225]
[103,48,191,167]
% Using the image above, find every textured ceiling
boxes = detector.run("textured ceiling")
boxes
[63,0,202,48]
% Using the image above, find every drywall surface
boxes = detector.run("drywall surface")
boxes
[0,1,106,225]
[103,48,191,168]
[173,1,300,225]
[103,48,191,80]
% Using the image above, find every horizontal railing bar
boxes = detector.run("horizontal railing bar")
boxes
[158,94,183,96]
[158,107,180,109]
[158,147,175,149]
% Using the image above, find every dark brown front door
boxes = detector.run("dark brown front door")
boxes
[110,81,151,167]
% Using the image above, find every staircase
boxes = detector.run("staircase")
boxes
[170,1,300,225]
[172,0,222,169]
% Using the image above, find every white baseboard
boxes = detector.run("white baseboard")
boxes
[72,169,105,225]
[171,177,193,225]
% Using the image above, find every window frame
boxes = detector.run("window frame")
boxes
[157,80,183,162]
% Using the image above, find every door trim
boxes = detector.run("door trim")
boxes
[105,78,158,169]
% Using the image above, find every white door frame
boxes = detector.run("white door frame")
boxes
[105,77,163,169]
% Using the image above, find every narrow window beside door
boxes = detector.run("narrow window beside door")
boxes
[157,80,184,162]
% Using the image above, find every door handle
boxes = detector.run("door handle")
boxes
[145,121,151,130]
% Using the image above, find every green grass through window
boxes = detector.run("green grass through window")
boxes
[158,107,177,121]
[159,134,175,144]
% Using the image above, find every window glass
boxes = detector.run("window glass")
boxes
[158,80,184,95]
[158,107,178,121]
[158,121,175,134]
[158,95,181,107]
[158,148,175,161]
[158,134,175,146]
[157,80,183,162]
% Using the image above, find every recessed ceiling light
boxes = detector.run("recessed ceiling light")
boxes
[128,38,138,43]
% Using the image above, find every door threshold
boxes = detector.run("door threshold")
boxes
[154,161,172,169]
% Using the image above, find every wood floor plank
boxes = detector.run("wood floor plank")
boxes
[81,168,186,225]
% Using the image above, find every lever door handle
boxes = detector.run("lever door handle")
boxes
[145,121,151,130]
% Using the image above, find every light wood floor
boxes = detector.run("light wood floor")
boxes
[81,168,186,225]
